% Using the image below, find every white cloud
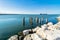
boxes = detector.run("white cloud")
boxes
[0,9,60,14]
[0,3,60,14]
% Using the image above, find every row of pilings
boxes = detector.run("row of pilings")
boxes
[22,14,48,29]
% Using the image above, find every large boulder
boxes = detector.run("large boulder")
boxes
[24,34,32,40]
[24,33,42,40]
[51,30,60,40]
[47,22,53,27]
[41,24,48,30]
[57,22,60,25]
[8,35,18,40]
[56,16,60,22]
[53,24,59,29]
[53,23,60,30]
[31,33,42,40]
[45,30,60,40]
[48,25,54,30]
[45,30,54,40]
[32,26,40,32]
[23,29,31,36]
[36,28,46,39]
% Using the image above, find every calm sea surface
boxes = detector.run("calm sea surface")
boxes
[0,14,60,40]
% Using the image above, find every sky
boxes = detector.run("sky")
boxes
[0,0,60,14]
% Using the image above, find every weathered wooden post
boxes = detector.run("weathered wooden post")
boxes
[39,18,41,27]
[22,17,25,29]
[46,18,48,24]
[39,13,43,27]
[40,13,44,25]
[45,14,48,24]
[29,17,33,29]
[35,17,39,26]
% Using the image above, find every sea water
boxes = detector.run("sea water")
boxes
[0,14,59,40]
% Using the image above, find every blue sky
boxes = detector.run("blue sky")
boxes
[0,0,60,14]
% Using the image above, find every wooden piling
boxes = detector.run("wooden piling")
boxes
[29,17,33,28]
[36,17,39,26]
[22,17,25,26]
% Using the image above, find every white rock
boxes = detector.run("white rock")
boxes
[48,25,54,30]
[45,29,60,40]
[8,35,18,40]
[23,29,31,35]
[45,30,54,40]
[57,22,60,25]
[32,26,40,32]
[53,24,59,29]
[36,28,46,39]
[57,16,60,22]
[24,34,32,40]
[41,24,48,30]
[31,33,42,40]
[51,30,60,40]
[56,22,60,28]
[47,22,53,27]
[24,33,42,40]
[43,24,47,27]
[53,23,60,30]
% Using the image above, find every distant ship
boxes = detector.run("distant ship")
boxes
[40,13,47,15]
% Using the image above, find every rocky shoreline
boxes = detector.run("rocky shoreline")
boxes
[8,22,60,40]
